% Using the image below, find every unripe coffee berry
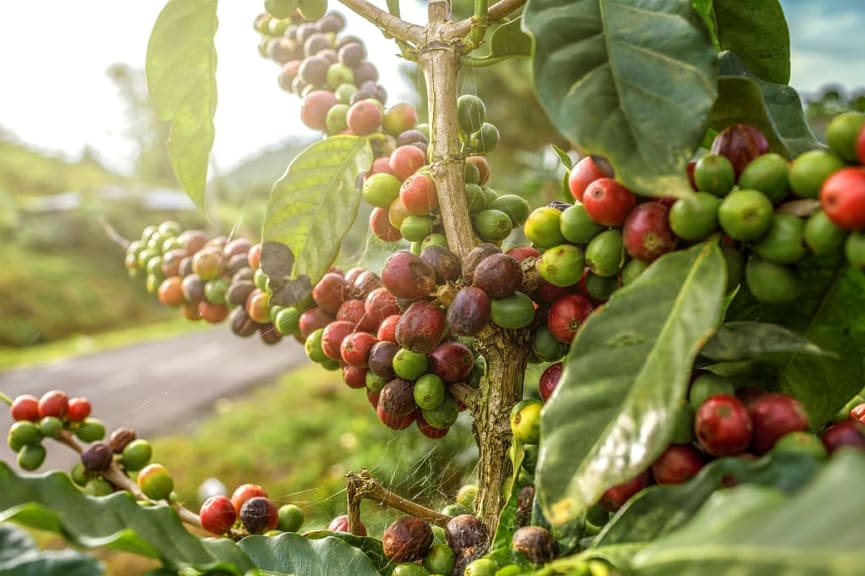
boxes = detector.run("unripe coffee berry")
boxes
[278,504,305,532]
[200,495,237,535]
[74,418,106,443]
[121,439,153,472]
[137,463,174,500]
[81,441,113,472]
[239,496,279,534]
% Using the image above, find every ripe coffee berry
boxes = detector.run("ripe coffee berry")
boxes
[599,470,652,512]
[328,514,368,536]
[538,362,563,402]
[650,444,706,484]
[582,178,636,226]
[820,168,865,230]
[67,397,92,423]
[38,390,69,419]
[382,516,434,562]
[240,496,279,534]
[746,393,808,454]
[230,483,268,515]
[10,395,39,422]
[695,395,753,457]
[200,495,237,535]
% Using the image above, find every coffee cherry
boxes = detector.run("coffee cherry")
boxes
[694,153,735,197]
[420,395,458,430]
[560,202,604,244]
[74,418,106,443]
[583,178,636,226]
[38,416,63,439]
[623,202,676,262]
[695,395,752,457]
[689,373,735,409]
[38,390,69,419]
[346,99,384,136]
[18,443,47,471]
[200,495,237,535]
[327,514,367,536]
[109,427,137,453]
[738,153,789,203]
[599,470,652,512]
[568,156,608,202]
[383,516,434,562]
[710,124,770,178]
[538,244,584,288]
[447,287,491,337]
[718,189,774,241]
[585,229,625,277]
[650,444,706,484]
[747,393,809,454]
[445,514,488,552]
[510,399,543,444]
[826,112,865,163]
[428,341,474,382]
[301,90,338,131]
[547,294,593,344]
[81,441,113,472]
[424,543,457,575]
[10,395,39,422]
[457,95,485,134]
[9,421,42,447]
[413,373,445,410]
[489,292,535,330]
[745,257,799,304]
[122,439,153,472]
[773,431,828,459]
[753,214,806,264]
[420,245,461,285]
[65,397,91,422]
[524,207,566,249]
[538,362,563,402]
[821,420,865,454]
[381,251,437,301]
[278,504,305,532]
[400,173,438,215]
[363,173,402,208]
[820,167,865,230]
[805,210,847,255]
[138,463,175,501]
[389,146,427,182]
[512,525,558,564]
[240,496,279,534]
[231,483,268,515]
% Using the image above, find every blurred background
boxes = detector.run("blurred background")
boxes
[0,0,863,573]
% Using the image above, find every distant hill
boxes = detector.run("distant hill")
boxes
[0,135,120,197]
[216,137,314,200]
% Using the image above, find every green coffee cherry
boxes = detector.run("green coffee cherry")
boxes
[18,443,46,471]
[74,418,106,443]
[278,504,305,532]
[122,439,153,472]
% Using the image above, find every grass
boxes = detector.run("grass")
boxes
[152,363,478,535]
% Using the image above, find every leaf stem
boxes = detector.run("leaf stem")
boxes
[336,0,424,45]
[449,0,527,39]
[0,391,12,406]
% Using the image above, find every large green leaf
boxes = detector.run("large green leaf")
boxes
[524,0,718,198]
[146,0,218,211]
[263,136,373,301]
[595,452,820,548]
[536,241,726,527]
[465,19,533,65]
[693,0,789,84]
[699,321,829,362]
[0,523,103,576]
[625,450,865,574]
[710,51,819,158]
[727,264,865,427]
[238,533,381,576]
[0,463,252,574]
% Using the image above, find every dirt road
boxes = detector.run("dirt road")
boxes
[0,327,307,470]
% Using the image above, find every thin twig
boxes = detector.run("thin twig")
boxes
[0,391,12,406]
[97,216,131,250]
[336,0,425,45]
[346,469,452,528]
[448,0,527,40]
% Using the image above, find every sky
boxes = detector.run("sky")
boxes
[0,1,863,177]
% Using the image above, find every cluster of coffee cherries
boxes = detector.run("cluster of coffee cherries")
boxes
[254,2,526,251]
[198,481,305,537]
[530,110,865,308]
[592,375,865,521]
[6,391,169,500]
[295,252,481,438]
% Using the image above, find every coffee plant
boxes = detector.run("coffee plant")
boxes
[4,0,865,574]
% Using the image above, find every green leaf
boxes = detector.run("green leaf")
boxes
[699,321,830,362]
[727,265,865,427]
[701,0,790,84]
[263,136,373,301]
[0,524,104,576]
[536,241,726,527]
[710,52,819,158]
[304,531,391,575]
[146,0,218,211]
[386,0,400,17]
[0,463,251,574]
[238,533,381,576]
[486,442,533,569]
[626,451,865,574]
[595,452,820,548]
[524,0,718,198]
